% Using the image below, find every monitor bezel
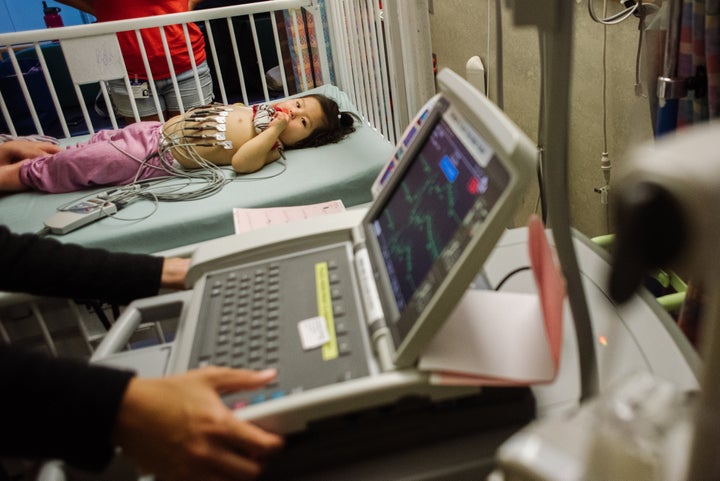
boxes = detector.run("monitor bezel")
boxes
[361,68,536,369]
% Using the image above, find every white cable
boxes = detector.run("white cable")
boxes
[601,0,611,231]
[114,111,235,202]
[588,0,639,25]
[602,0,609,156]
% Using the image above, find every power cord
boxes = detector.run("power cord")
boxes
[596,0,612,233]
[588,0,639,25]
[494,266,532,291]
[588,0,660,233]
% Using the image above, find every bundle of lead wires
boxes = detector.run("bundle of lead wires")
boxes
[77,105,288,225]
[110,108,235,202]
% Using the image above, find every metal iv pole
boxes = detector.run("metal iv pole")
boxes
[504,0,599,402]
[655,0,684,136]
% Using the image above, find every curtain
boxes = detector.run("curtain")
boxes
[675,0,719,346]
[676,0,719,126]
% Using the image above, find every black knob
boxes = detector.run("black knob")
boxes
[609,181,686,303]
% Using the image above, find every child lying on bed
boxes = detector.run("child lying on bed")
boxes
[0,94,355,194]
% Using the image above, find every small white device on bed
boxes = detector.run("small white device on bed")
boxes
[117,69,536,433]
[43,197,119,235]
[43,187,142,234]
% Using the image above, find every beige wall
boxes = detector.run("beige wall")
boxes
[429,1,658,238]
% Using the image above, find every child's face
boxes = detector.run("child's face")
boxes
[275,97,325,146]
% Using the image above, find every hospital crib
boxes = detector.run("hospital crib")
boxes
[0,0,435,146]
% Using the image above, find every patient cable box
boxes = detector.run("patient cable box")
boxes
[44,198,118,234]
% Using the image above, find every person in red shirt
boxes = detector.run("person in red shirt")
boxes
[58,0,214,122]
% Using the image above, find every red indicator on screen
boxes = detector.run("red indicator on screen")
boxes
[467,176,480,195]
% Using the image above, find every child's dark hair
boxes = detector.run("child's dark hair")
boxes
[289,94,356,149]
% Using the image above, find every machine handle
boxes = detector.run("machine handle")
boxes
[91,290,192,362]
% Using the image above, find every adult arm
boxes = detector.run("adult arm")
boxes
[0,346,134,471]
[0,347,283,477]
[0,225,164,304]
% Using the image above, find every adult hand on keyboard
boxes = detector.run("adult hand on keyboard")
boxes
[113,367,284,480]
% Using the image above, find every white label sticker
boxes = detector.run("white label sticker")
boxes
[131,80,150,99]
[298,316,331,350]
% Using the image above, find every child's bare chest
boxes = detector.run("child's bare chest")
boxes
[163,105,255,167]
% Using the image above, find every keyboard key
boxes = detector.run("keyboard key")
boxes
[338,370,353,382]
[338,339,351,356]
[230,357,246,368]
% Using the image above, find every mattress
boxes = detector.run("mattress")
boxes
[0,84,392,254]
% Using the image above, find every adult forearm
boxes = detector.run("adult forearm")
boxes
[0,226,163,304]
[0,346,133,471]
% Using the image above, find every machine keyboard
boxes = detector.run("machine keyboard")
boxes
[187,244,372,409]
[198,263,282,371]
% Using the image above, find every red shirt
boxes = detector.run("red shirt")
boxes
[94,0,207,80]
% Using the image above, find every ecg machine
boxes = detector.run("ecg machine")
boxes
[95,68,537,434]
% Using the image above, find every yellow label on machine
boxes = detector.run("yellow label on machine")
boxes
[315,262,338,360]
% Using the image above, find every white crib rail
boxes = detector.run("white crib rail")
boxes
[323,0,434,145]
[0,0,432,147]
[0,1,323,140]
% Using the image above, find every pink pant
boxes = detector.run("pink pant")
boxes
[20,122,169,193]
